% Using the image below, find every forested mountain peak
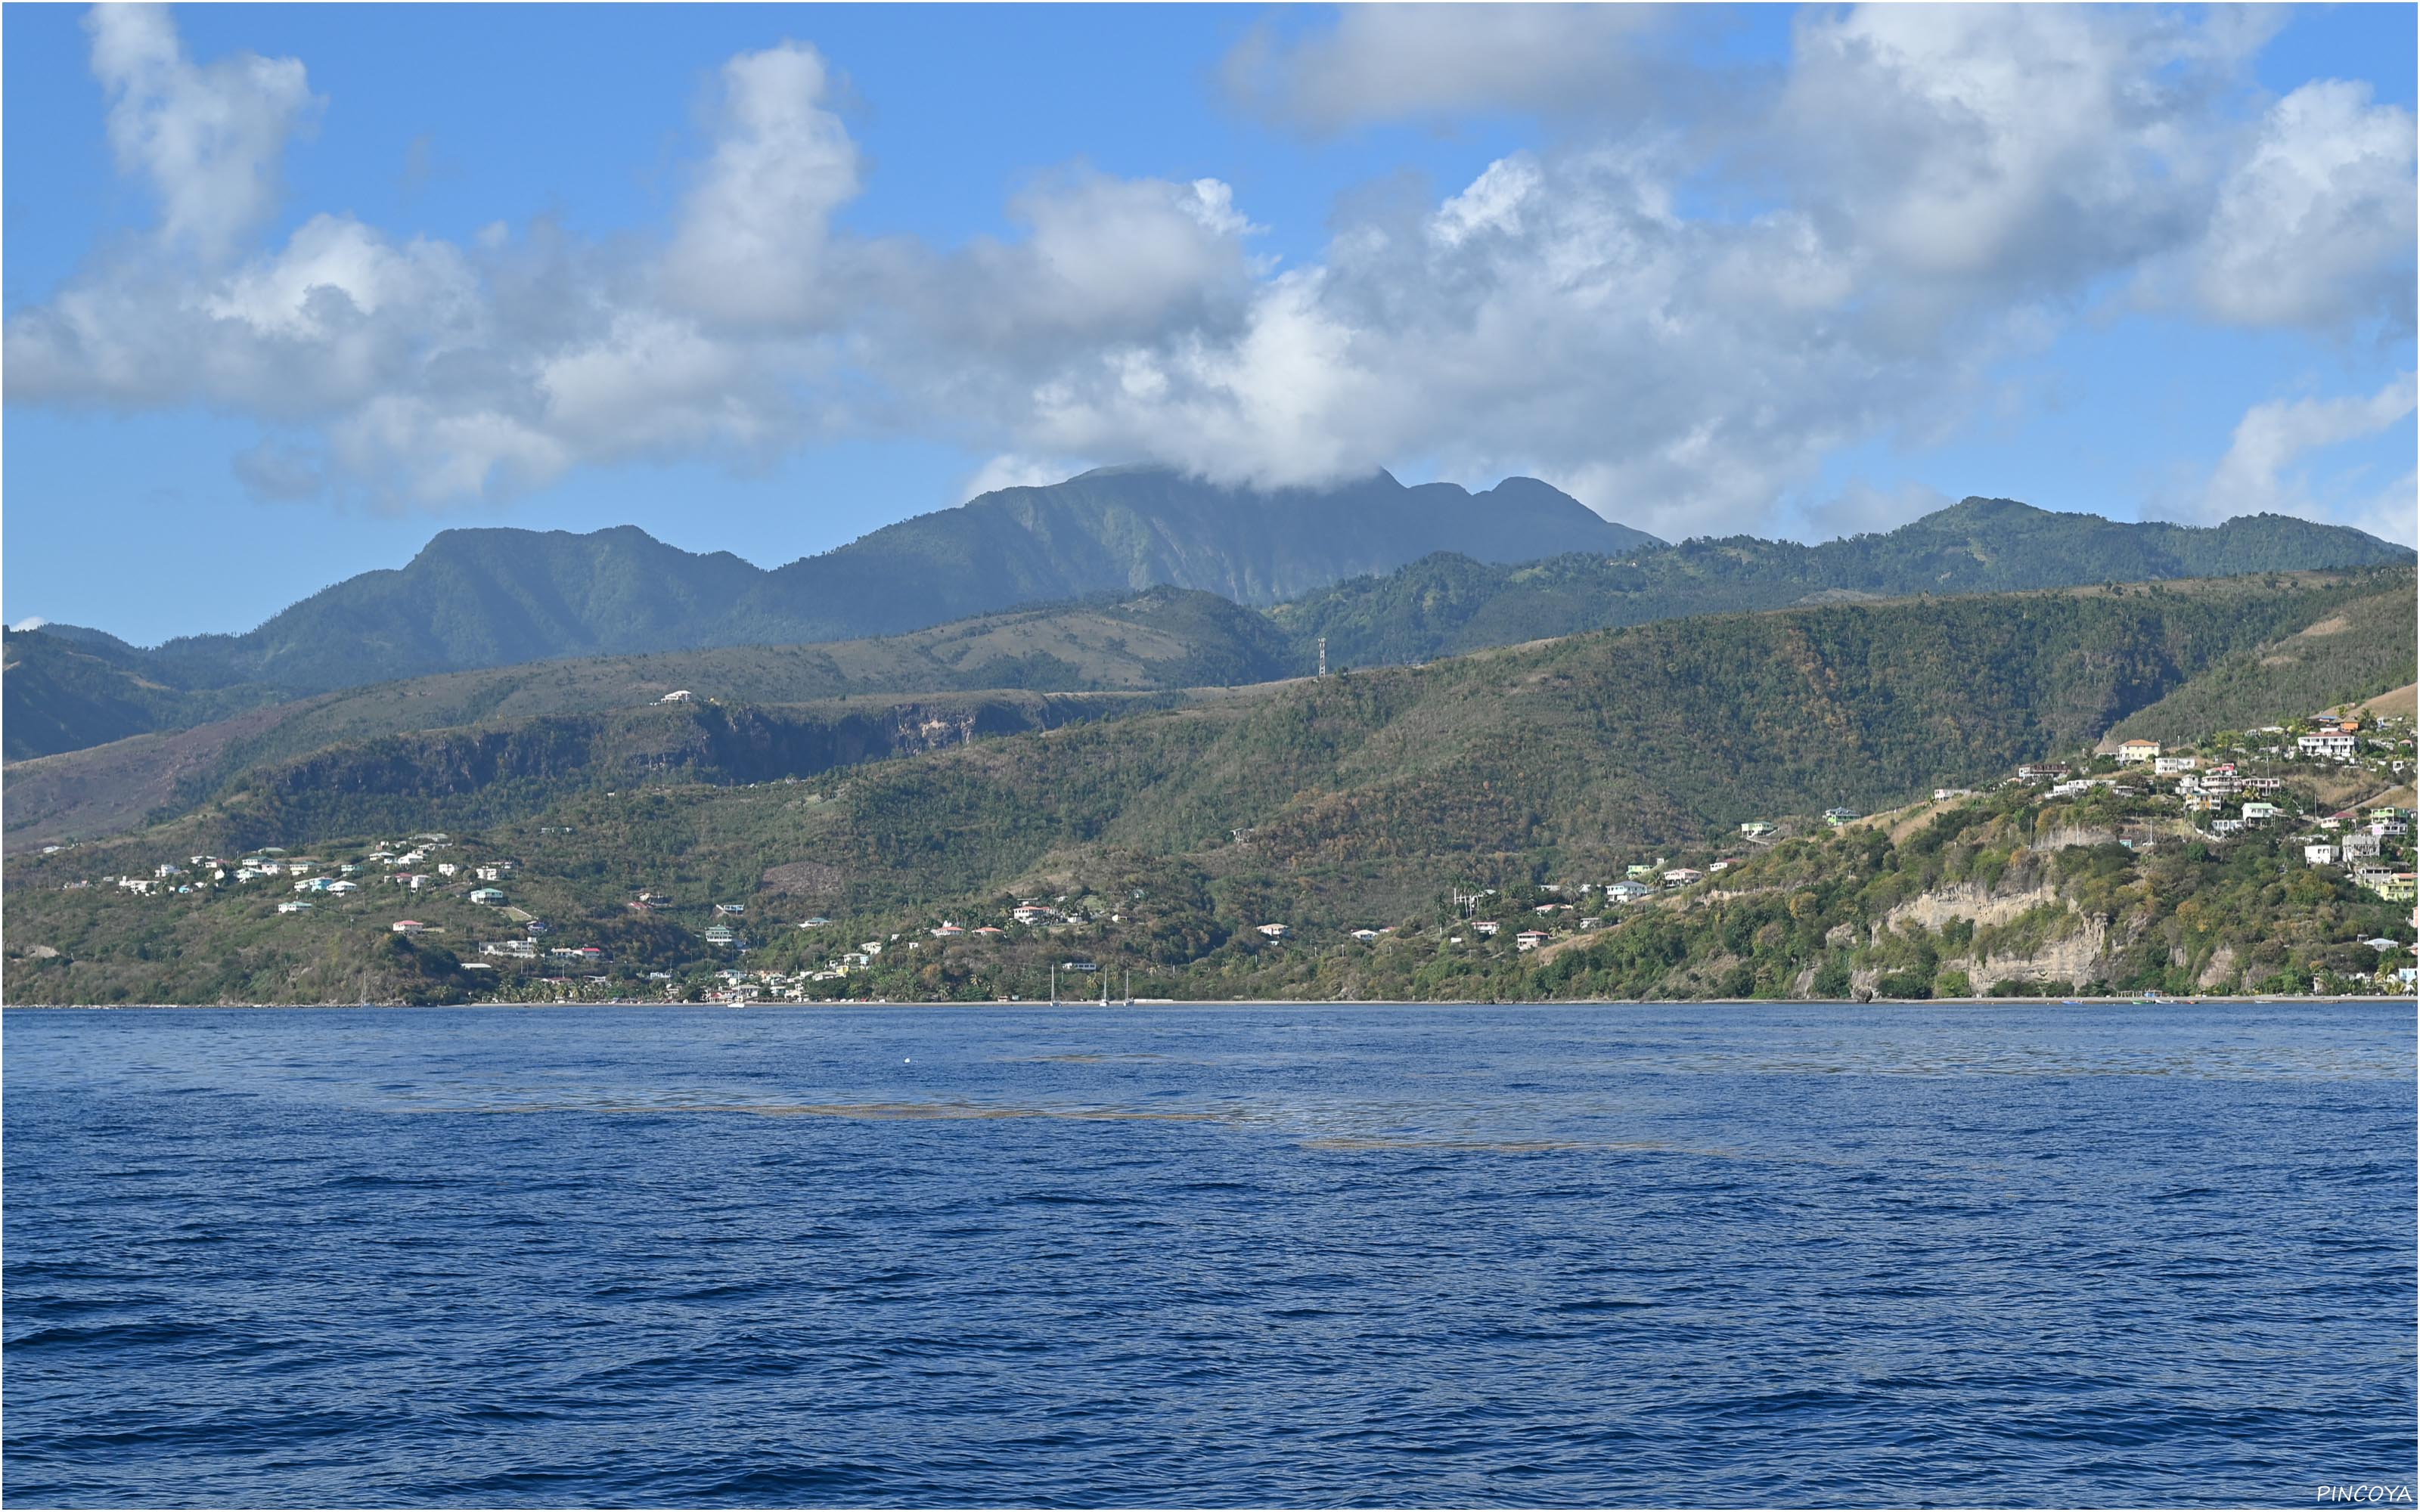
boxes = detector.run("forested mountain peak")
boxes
[8,463,2408,764]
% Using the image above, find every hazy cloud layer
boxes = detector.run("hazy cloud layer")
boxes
[5,2,2412,540]
[2196,373,2418,544]
[1222,5,1689,132]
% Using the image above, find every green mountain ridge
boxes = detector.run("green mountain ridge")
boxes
[11,482,2406,764]
[2111,586,2419,744]
[213,691,1160,846]
[3,587,1291,850]
[752,468,1657,637]
[11,467,1643,736]
[1276,503,2416,667]
[23,569,2399,881]
[2,629,284,758]
[10,572,2410,1005]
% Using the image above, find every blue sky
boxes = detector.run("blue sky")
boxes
[5,3,2413,643]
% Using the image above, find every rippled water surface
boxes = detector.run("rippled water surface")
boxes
[5,1002,2413,1507]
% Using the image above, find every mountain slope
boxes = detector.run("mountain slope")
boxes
[36,469,1646,708]
[2109,579,2418,742]
[2,587,1295,850]
[2,628,286,760]
[220,584,1292,767]
[747,468,1655,637]
[206,692,1153,845]
[138,525,773,695]
[11,572,2405,1005]
[23,571,2380,886]
[774,573,2386,912]
[14,478,2404,764]
[1276,503,2414,667]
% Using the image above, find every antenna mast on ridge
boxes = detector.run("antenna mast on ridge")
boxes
[1317,637,1327,678]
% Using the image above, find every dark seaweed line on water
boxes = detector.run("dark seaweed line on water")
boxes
[4,1002,2411,1507]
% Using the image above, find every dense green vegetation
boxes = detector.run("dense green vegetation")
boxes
[700,572,2398,910]
[1501,791,2411,1002]
[11,468,1636,739]
[14,571,2412,1005]
[19,565,2404,863]
[4,891,484,1007]
[2,628,287,761]
[200,692,1159,853]
[1275,500,2414,668]
[15,482,2406,767]
[27,572,2355,866]
[12,743,2408,1008]
[5,587,1292,847]
[2111,582,2418,745]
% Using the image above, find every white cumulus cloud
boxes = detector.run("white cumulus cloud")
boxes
[958,453,1094,501]
[660,42,861,327]
[2199,373,2418,528]
[2182,80,2417,333]
[87,2,320,261]
[3,2,2413,546]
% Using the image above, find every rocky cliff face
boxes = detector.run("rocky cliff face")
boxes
[1847,879,2114,996]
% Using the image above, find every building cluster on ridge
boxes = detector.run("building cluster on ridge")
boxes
[48,705,2419,1000]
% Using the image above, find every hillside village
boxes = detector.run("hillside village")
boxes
[9,472,2413,1015]
[15,699,2415,1006]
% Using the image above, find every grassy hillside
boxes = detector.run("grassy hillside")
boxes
[75,692,1160,858]
[2110,580,2418,743]
[5,588,1291,850]
[11,711,2409,1009]
[2,700,330,852]
[2,629,287,760]
[749,573,2388,915]
[12,570,2400,1007]
[1276,503,2415,668]
[1144,782,2415,1005]
[2363,684,2418,721]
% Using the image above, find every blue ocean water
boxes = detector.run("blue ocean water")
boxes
[4,1002,2412,1507]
